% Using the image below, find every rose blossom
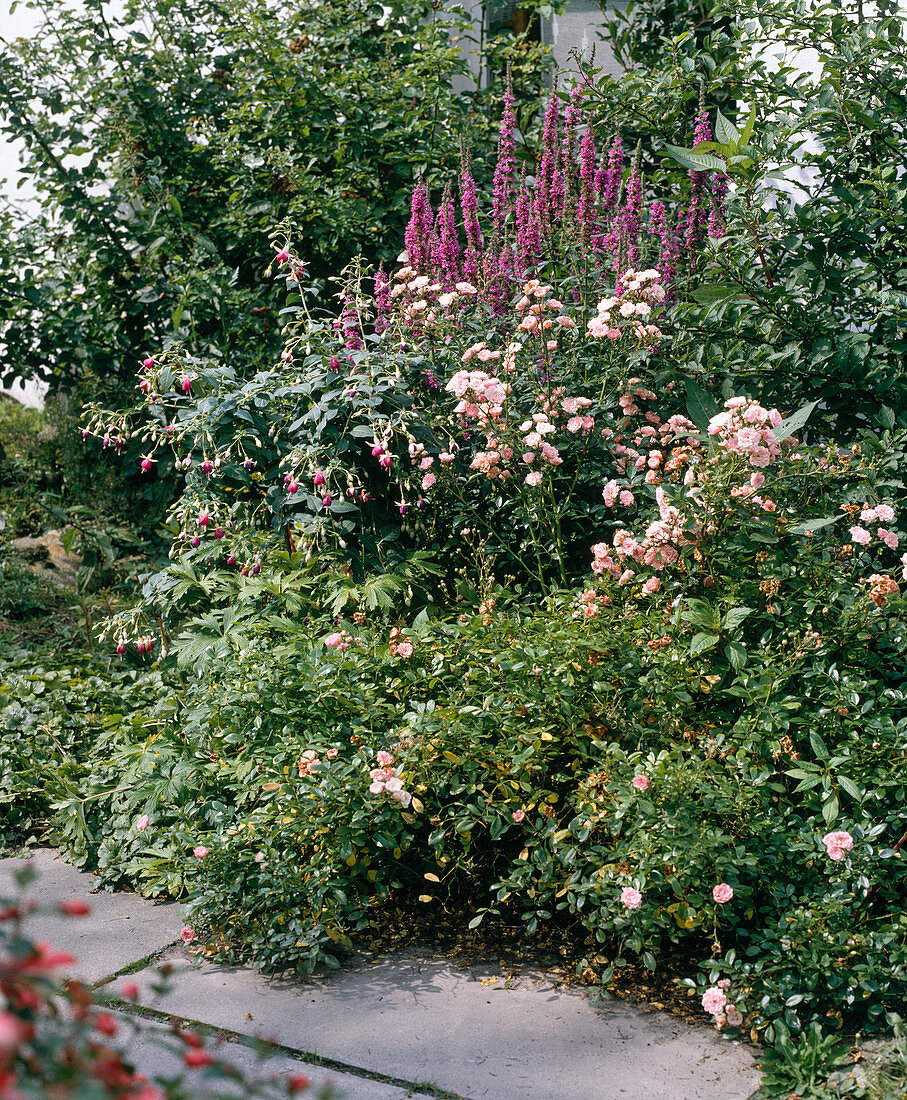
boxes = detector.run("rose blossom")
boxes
[620,886,642,909]
[726,1006,743,1027]
[822,830,854,860]
[180,927,196,943]
[701,987,727,1015]
[136,814,149,831]
[193,846,208,859]
[512,809,525,823]
[631,775,649,791]
[712,883,734,904]
[397,640,414,658]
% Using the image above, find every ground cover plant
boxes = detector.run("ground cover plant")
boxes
[4,0,907,1095]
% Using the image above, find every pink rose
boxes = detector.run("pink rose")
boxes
[712,883,734,904]
[324,632,344,647]
[512,810,525,823]
[326,748,338,759]
[180,927,196,944]
[620,887,642,909]
[376,750,395,767]
[726,1006,743,1027]
[193,846,208,859]
[136,814,149,832]
[631,775,649,791]
[397,640,414,658]
[701,987,727,1015]
[822,830,854,861]
[849,526,872,546]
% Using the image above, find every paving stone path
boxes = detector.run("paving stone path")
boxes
[0,850,762,1099]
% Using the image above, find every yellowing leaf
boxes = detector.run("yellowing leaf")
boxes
[424,872,440,882]
[410,797,424,813]
[400,812,416,824]
[518,847,529,861]
[262,782,280,791]
[443,751,461,763]
[417,894,434,903]
[539,732,554,741]
[345,853,357,867]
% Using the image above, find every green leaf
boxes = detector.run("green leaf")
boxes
[809,731,829,760]
[690,632,719,656]
[788,516,837,535]
[661,143,728,173]
[714,109,741,146]
[722,606,754,632]
[822,794,839,826]
[739,104,757,145]
[684,379,720,433]
[774,400,819,443]
[691,284,749,306]
[725,642,747,670]
[837,775,862,801]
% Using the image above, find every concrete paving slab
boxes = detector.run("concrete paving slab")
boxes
[0,849,183,984]
[132,949,762,1100]
[111,1008,434,1099]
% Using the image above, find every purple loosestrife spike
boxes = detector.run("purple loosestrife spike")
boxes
[620,164,643,269]
[459,139,483,280]
[516,187,542,276]
[599,134,623,214]
[492,70,518,233]
[709,171,729,238]
[684,111,713,252]
[438,183,463,285]
[576,126,598,243]
[534,89,560,228]
[405,182,433,272]
[374,265,390,334]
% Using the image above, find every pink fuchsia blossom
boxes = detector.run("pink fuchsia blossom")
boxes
[180,927,196,944]
[712,883,734,904]
[631,775,649,791]
[136,814,149,832]
[701,987,727,1015]
[850,526,872,546]
[192,846,208,859]
[397,640,414,658]
[620,886,642,909]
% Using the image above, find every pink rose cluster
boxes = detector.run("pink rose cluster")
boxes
[822,830,854,861]
[701,981,743,1027]
[445,369,509,427]
[368,750,413,809]
[573,589,612,620]
[298,749,321,777]
[324,631,350,651]
[707,397,784,470]
[591,485,695,590]
[514,279,576,353]
[620,886,643,909]
[586,269,665,344]
[849,502,899,551]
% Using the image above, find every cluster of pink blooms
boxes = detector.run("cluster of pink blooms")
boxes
[514,279,577,354]
[586,269,665,343]
[620,886,643,909]
[707,397,784,471]
[849,502,898,550]
[701,980,744,1027]
[324,631,351,651]
[298,749,321,777]
[368,750,412,808]
[822,830,854,861]
[573,589,612,619]
[445,369,509,426]
[408,441,438,491]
